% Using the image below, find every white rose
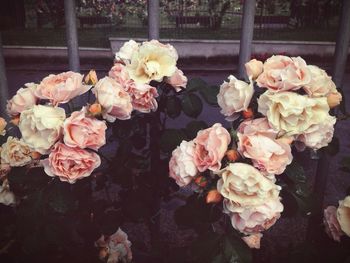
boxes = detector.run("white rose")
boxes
[19,105,66,154]
[216,163,281,207]
[303,65,336,97]
[296,115,336,150]
[169,140,198,187]
[337,196,350,237]
[115,40,140,62]
[7,83,38,117]
[258,91,329,135]
[245,59,263,80]
[323,206,343,242]
[92,77,133,122]
[1,137,32,167]
[217,75,254,121]
[224,198,283,234]
[127,41,177,84]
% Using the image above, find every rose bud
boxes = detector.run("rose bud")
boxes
[10,116,20,126]
[0,117,7,135]
[99,247,109,260]
[89,103,102,116]
[226,149,240,162]
[206,189,223,204]
[245,59,263,80]
[194,176,207,188]
[31,151,41,160]
[242,108,254,119]
[85,70,98,85]
[327,91,342,109]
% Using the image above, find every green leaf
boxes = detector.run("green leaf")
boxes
[284,161,306,184]
[166,96,182,119]
[341,157,350,172]
[186,78,208,92]
[190,232,222,263]
[198,85,220,106]
[223,231,252,263]
[185,120,208,139]
[160,129,188,153]
[48,183,77,214]
[181,93,203,118]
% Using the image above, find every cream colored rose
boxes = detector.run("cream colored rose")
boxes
[296,115,336,150]
[217,75,254,121]
[1,137,32,167]
[327,90,342,109]
[337,196,350,237]
[256,55,311,92]
[115,40,140,62]
[0,179,16,206]
[245,59,263,80]
[258,91,329,135]
[0,117,6,136]
[127,41,177,84]
[7,83,38,117]
[92,77,133,122]
[224,197,283,235]
[217,163,281,207]
[303,65,336,97]
[19,105,66,154]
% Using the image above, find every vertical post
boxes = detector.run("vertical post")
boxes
[64,0,80,72]
[0,34,9,118]
[148,0,160,40]
[307,0,350,242]
[333,0,350,87]
[238,0,256,80]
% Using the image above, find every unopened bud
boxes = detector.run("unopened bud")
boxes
[31,151,41,160]
[226,149,240,162]
[89,103,102,116]
[194,176,207,188]
[206,189,223,204]
[85,70,98,85]
[242,108,254,119]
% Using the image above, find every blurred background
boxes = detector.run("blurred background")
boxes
[0,0,341,47]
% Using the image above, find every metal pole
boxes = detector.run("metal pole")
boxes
[64,0,80,72]
[333,0,350,87]
[0,34,9,118]
[238,0,256,80]
[148,0,160,40]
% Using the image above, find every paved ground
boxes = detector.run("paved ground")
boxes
[4,59,350,261]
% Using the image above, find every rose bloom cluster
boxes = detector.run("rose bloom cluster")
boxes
[170,55,341,249]
[101,39,187,121]
[323,196,350,242]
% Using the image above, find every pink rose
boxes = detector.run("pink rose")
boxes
[95,228,132,263]
[35,71,90,105]
[165,68,188,92]
[7,83,38,117]
[63,108,107,150]
[256,55,311,92]
[92,77,133,122]
[193,123,231,172]
[245,59,263,80]
[126,83,158,113]
[224,198,283,235]
[237,118,293,175]
[108,63,131,87]
[42,142,101,184]
[0,163,11,180]
[169,140,198,187]
[323,206,343,242]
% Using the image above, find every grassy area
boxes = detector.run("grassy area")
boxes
[1,26,337,48]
